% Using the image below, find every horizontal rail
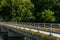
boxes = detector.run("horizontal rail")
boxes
[0,22,60,38]
[1,22,60,28]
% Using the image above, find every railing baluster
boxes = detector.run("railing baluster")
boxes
[38,23,39,32]
[50,24,52,36]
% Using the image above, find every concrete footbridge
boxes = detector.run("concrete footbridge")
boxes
[0,22,60,40]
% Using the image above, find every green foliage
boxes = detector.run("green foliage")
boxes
[32,0,59,22]
[0,0,60,22]
[39,9,55,22]
[11,0,34,22]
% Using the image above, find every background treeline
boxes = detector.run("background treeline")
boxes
[0,0,60,23]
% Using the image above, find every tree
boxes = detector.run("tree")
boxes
[37,9,56,22]
[52,0,60,22]
[32,0,58,12]
[11,0,34,22]
[0,0,59,22]
[0,0,35,22]
[0,0,12,21]
[31,0,58,22]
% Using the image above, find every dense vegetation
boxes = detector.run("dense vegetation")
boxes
[0,0,60,23]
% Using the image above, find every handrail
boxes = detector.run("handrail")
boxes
[0,22,60,38]
[1,22,60,28]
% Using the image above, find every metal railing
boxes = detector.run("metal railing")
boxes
[0,22,60,36]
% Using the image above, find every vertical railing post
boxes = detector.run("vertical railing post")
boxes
[30,23,31,28]
[24,23,25,30]
[29,23,31,31]
[44,23,45,28]
[27,23,28,27]
[34,23,35,27]
[20,22,22,25]
[25,23,27,27]
[50,23,52,36]
[0,22,2,31]
[37,23,39,32]
[21,22,22,25]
